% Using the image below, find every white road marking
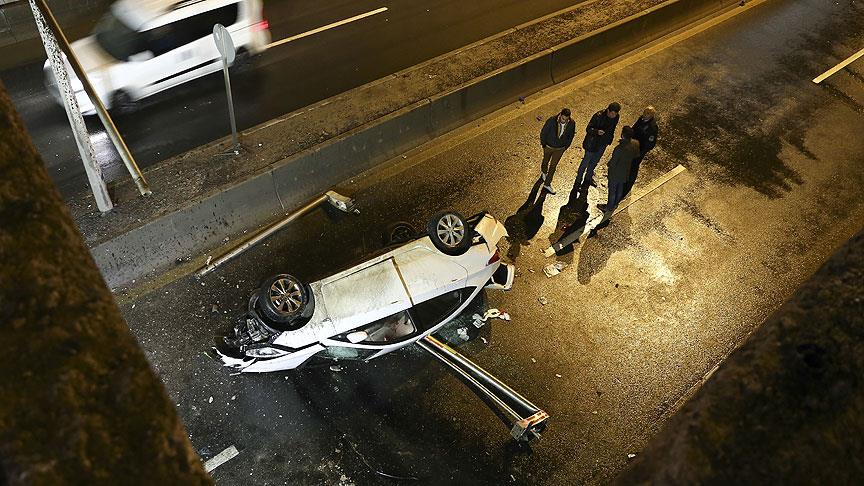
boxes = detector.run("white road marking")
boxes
[204,445,240,473]
[812,46,864,84]
[265,7,389,49]
[543,165,687,256]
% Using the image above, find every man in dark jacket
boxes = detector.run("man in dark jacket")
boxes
[623,105,659,197]
[572,102,621,195]
[538,108,576,194]
[598,125,640,213]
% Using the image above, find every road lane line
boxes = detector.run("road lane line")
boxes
[265,7,389,49]
[543,165,687,256]
[204,445,240,473]
[812,46,864,84]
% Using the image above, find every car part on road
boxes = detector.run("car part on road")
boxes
[383,221,418,246]
[196,190,357,277]
[427,211,472,256]
[257,274,310,325]
[417,335,549,443]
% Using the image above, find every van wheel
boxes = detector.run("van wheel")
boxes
[111,90,136,115]
[427,211,472,256]
[231,48,254,73]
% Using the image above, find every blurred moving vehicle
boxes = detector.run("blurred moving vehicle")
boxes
[44,0,271,115]
[211,211,516,373]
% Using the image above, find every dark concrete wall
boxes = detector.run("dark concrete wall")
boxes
[0,79,211,483]
[0,0,110,69]
[617,230,864,484]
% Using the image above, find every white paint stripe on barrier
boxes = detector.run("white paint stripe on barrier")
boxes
[204,445,240,473]
[813,46,864,84]
[265,7,389,49]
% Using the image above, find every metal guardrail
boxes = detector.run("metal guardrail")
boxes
[418,335,549,442]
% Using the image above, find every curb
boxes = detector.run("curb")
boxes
[94,0,743,288]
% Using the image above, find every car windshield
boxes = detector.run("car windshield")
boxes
[94,12,143,61]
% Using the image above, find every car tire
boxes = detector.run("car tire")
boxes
[383,221,418,246]
[110,90,136,115]
[257,274,310,325]
[427,211,472,256]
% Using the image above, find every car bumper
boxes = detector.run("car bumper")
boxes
[485,263,515,291]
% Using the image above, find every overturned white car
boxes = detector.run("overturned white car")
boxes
[212,211,515,372]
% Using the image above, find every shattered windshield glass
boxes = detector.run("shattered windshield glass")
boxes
[94,12,143,61]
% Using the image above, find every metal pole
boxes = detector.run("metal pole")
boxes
[222,57,239,149]
[29,0,112,212]
[33,0,151,196]
[197,194,328,277]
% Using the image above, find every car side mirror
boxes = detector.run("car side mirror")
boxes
[128,50,154,62]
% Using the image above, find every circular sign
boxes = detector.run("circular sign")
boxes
[213,24,236,65]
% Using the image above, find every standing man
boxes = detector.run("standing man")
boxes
[538,108,576,194]
[573,102,621,193]
[624,106,659,197]
[598,126,640,213]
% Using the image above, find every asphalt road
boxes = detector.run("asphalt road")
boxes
[114,0,864,484]
[0,0,581,197]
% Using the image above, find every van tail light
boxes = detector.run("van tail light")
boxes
[253,19,269,32]
[487,249,500,266]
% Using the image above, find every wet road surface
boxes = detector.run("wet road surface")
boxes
[114,0,864,484]
[0,0,581,197]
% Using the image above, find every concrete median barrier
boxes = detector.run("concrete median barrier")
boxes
[430,51,554,137]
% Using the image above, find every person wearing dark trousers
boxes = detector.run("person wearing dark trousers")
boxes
[597,126,640,213]
[570,102,620,200]
[538,108,576,194]
[623,106,659,198]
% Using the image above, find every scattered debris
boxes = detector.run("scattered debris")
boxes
[208,396,214,403]
[211,304,219,314]
[531,358,537,363]
[457,327,470,341]
[481,337,487,344]
[329,364,343,372]
[628,453,637,459]
[539,296,548,305]
[206,255,213,265]
[471,308,511,328]
[555,374,562,378]
[544,262,568,278]
[204,445,240,473]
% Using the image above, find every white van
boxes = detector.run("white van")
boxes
[44,0,270,115]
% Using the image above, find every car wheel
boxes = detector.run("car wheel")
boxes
[383,221,417,246]
[258,274,309,325]
[110,90,136,115]
[427,211,472,256]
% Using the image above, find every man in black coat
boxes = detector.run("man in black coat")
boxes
[623,106,659,197]
[571,102,620,197]
[538,108,576,194]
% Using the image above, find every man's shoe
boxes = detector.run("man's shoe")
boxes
[589,179,598,187]
[596,203,608,211]
[543,185,557,194]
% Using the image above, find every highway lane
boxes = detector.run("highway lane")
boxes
[0,0,583,197]
[114,0,864,483]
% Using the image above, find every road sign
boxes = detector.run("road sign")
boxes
[213,24,236,65]
[213,24,238,149]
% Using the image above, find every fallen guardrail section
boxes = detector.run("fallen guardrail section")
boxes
[418,335,549,442]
